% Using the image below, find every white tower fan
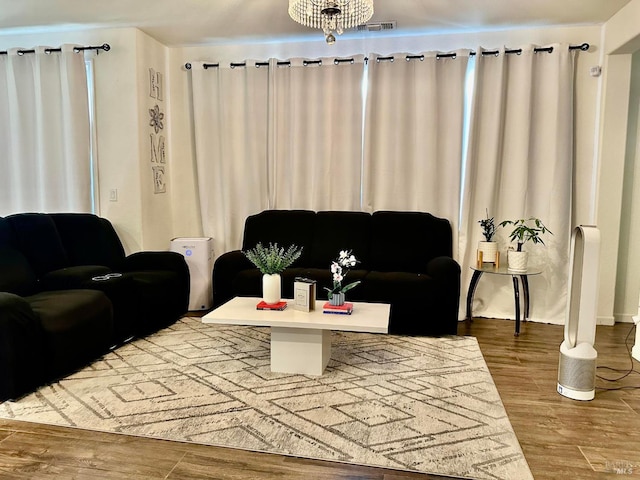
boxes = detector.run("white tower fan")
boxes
[557,225,600,401]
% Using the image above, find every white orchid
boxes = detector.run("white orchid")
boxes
[324,249,361,300]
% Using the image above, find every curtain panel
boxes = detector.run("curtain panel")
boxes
[362,51,470,258]
[459,45,577,323]
[188,61,270,256]
[270,56,365,211]
[0,45,91,216]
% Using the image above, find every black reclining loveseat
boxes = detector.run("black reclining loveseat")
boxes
[213,210,460,336]
[0,212,190,401]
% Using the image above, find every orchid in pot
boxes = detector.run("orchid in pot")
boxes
[499,217,552,272]
[243,242,303,304]
[325,250,361,306]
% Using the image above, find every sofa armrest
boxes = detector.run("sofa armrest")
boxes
[213,250,253,307]
[122,251,188,274]
[427,256,461,280]
[426,256,461,335]
[0,292,46,401]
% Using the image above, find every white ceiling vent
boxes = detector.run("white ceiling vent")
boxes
[357,21,397,32]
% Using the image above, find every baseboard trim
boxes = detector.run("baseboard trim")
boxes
[613,313,636,324]
[597,315,615,326]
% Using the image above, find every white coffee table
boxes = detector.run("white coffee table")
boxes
[202,296,390,375]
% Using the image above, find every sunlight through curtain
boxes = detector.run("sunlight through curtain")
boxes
[459,45,577,323]
[0,45,91,215]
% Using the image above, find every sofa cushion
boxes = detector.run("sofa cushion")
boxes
[0,246,38,296]
[40,265,112,291]
[309,211,371,269]
[26,289,113,377]
[51,213,126,270]
[369,211,452,273]
[5,213,69,276]
[242,210,316,265]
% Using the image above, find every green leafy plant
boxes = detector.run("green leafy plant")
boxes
[243,242,303,275]
[478,209,496,241]
[499,217,553,252]
[324,250,361,299]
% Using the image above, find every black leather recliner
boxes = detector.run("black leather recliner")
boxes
[0,212,190,402]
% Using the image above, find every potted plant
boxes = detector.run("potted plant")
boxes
[243,242,303,304]
[324,249,361,306]
[499,217,553,272]
[478,209,497,263]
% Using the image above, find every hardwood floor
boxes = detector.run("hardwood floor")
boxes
[0,316,638,479]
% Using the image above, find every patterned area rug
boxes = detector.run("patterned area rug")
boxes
[0,316,532,480]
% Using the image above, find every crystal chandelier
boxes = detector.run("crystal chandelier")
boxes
[288,0,374,45]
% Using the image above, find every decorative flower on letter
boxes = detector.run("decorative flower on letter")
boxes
[149,104,164,133]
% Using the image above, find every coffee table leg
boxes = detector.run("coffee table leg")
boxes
[270,327,331,375]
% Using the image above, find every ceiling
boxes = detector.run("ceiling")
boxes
[0,0,632,47]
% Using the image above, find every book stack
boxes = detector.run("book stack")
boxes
[322,302,354,315]
[256,301,287,311]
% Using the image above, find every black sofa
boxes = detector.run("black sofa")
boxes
[0,212,190,401]
[213,210,460,336]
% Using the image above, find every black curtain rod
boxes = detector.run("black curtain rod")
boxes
[185,42,589,70]
[0,43,111,56]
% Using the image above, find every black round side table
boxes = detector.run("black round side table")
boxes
[466,264,542,336]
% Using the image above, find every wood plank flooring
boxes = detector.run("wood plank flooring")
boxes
[0,315,638,479]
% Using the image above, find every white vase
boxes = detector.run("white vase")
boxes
[507,250,528,272]
[262,273,281,304]
[478,241,498,263]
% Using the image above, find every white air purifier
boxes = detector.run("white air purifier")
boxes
[557,225,600,401]
[170,237,213,311]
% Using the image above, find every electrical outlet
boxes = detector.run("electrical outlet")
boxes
[109,189,118,202]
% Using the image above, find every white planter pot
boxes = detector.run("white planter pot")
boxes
[262,273,281,304]
[507,250,528,272]
[478,241,498,263]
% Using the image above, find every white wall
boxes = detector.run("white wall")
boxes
[597,0,640,324]
[136,29,174,251]
[614,51,640,322]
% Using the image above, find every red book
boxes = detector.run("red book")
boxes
[322,302,354,315]
[256,301,288,311]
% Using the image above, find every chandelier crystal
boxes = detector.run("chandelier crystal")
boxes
[288,0,374,44]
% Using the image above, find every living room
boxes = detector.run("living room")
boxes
[1,1,640,478]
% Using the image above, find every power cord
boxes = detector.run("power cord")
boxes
[596,321,640,391]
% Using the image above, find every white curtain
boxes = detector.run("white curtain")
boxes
[0,45,91,216]
[270,56,365,210]
[459,45,576,323]
[363,51,470,257]
[189,61,270,256]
